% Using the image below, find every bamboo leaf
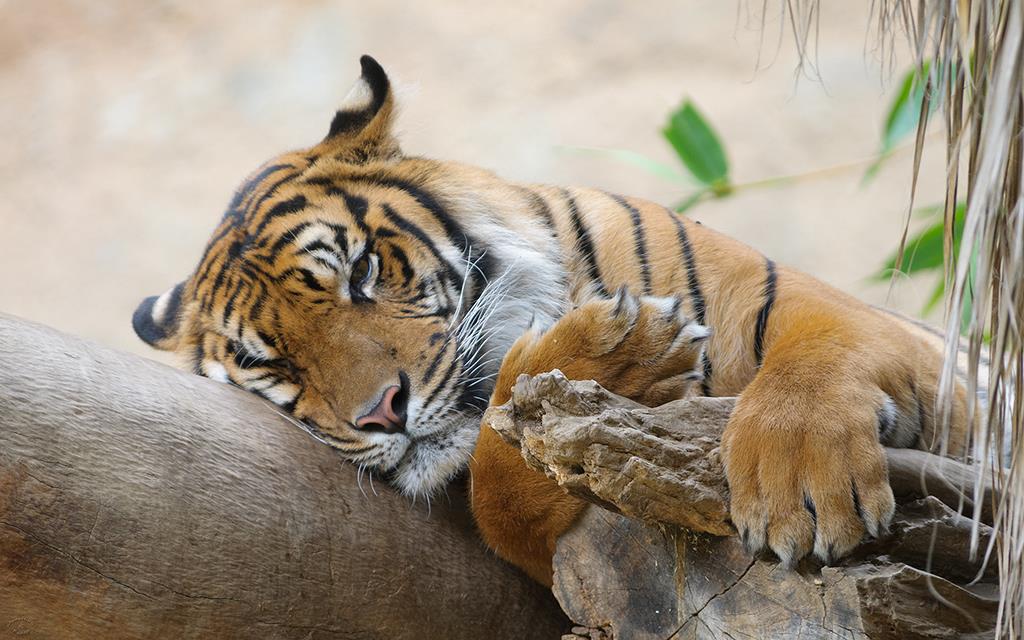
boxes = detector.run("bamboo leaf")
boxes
[876,202,965,279]
[864,62,937,181]
[662,100,730,188]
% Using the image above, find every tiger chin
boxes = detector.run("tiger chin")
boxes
[134,55,970,586]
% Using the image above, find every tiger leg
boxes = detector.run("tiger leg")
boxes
[470,289,709,585]
[720,300,969,566]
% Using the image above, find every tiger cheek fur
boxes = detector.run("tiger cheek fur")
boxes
[131,55,972,584]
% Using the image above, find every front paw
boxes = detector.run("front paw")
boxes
[720,389,896,566]
[504,288,710,404]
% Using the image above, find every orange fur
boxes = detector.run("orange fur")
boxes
[131,57,971,585]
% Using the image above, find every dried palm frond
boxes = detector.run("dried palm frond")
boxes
[764,1,1023,636]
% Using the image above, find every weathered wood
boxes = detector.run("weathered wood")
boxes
[0,314,568,640]
[490,371,1000,640]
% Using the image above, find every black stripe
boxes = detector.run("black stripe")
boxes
[254,195,307,236]
[266,222,312,258]
[191,342,205,375]
[562,189,608,297]
[277,267,328,292]
[198,169,302,289]
[227,163,295,215]
[388,244,415,287]
[205,259,231,311]
[222,280,244,325]
[319,186,370,234]
[667,210,714,395]
[700,356,714,397]
[753,259,778,366]
[352,175,471,258]
[520,187,558,237]
[300,239,336,256]
[243,171,303,230]
[423,351,462,410]
[379,203,461,291]
[421,344,450,386]
[608,194,652,294]
[669,213,707,324]
[350,175,503,306]
[249,283,268,322]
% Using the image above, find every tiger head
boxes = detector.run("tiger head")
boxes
[132,56,566,497]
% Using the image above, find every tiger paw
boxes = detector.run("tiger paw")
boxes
[720,384,896,567]
[494,288,710,406]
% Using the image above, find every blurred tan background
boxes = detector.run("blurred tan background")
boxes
[0,1,946,363]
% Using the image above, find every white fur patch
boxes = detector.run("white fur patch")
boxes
[202,361,230,383]
[339,77,374,113]
[151,288,175,324]
[641,295,678,315]
[683,323,712,342]
[261,382,300,407]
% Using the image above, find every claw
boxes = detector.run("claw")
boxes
[775,541,799,569]
[803,494,817,526]
[742,524,767,556]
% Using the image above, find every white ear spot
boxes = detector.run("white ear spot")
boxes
[151,288,176,325]
[202,361,230,383]
[340,77,374,113]
[683,323,712,343]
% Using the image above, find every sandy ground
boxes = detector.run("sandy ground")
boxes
[0,1,948,364]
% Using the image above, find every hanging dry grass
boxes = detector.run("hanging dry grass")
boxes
[767,1,1023,636]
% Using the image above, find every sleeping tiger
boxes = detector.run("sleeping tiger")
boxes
[133,56,968,586]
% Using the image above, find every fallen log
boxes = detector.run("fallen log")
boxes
[0,314,568,639]
[487,371,1000,640]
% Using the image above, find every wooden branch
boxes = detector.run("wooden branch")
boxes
[487,371,1000,640]
[0,314,567,640]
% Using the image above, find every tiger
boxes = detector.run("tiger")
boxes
[133,55,969,587]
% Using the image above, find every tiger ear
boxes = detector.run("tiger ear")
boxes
[132,283,185,351]
[321,55,400,161]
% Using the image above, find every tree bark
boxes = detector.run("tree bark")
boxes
[0,314,568,640]
[487,371,1001,640]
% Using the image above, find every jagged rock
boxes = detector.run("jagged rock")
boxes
[489,371,1000,639]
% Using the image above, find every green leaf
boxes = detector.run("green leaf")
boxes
[876,202,965,279]
[662,100,730,188]
[864,62,937,182]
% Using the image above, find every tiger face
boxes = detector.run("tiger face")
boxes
[132,56,562,496]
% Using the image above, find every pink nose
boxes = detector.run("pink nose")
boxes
[355,374,409,434]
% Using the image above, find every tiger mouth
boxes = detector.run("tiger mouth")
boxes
[294,413,479,496]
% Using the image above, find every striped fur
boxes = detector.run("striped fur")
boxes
[133,56,971,585]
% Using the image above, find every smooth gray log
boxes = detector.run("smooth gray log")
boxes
[0,313,567,640]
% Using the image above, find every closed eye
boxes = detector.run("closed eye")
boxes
[229,339,287,370]
[233,346,268,369]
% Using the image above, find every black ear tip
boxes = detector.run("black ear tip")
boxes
[358,54,389,93]
[132,295,164,346]
[359,54,383,75]
[132,283,184,348]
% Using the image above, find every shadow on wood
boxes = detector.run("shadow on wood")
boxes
[0,314,568,639]
[488,371,1000,640]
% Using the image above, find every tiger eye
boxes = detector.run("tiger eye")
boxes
[350,254,372,287]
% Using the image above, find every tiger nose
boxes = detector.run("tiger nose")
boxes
[355,371,409,434]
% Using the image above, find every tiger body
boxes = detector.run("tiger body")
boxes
[133,57,968,587]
